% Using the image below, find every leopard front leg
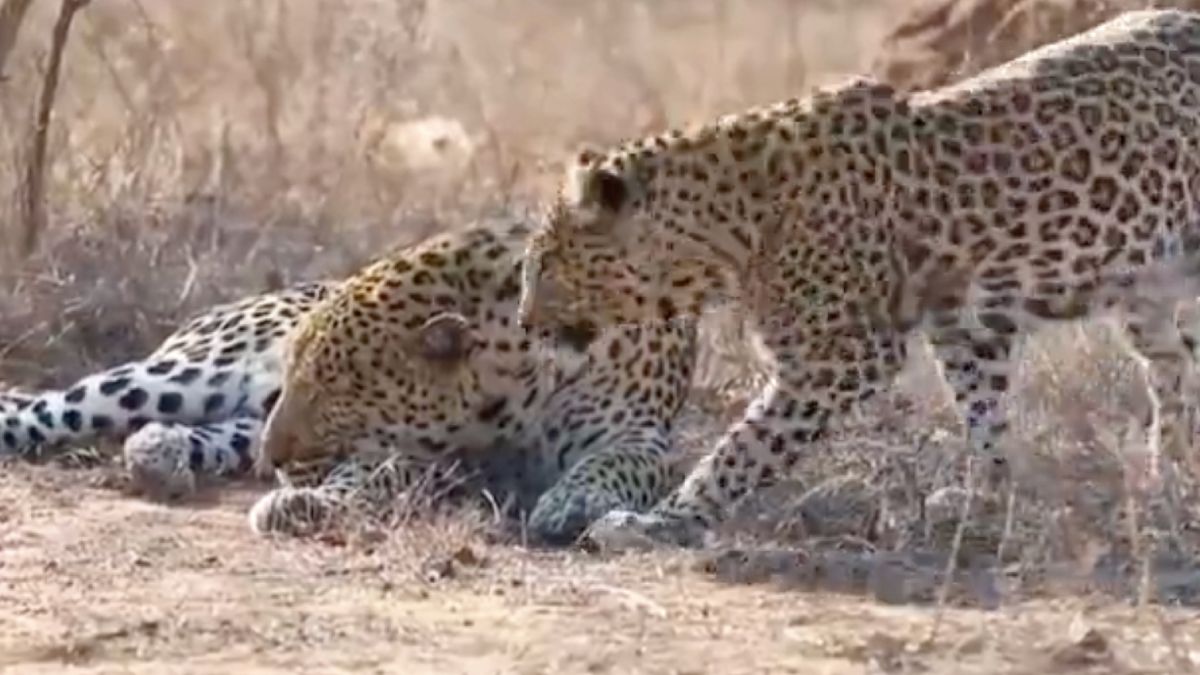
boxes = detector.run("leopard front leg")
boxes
[528,428,675,545]
[249,454,435,537]
[529,317,696,546]
[587,325,909,550]
[924,309,1025,483]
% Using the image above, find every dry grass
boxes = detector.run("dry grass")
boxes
[872,0,1200,91]
[3,462,1199,674]
[3,0,1200,671]
[7,329,1198,670]
[0,0,889,387]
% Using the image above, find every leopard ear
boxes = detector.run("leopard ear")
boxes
[583,169,629,215]
[564,150,630,224]
[557,167,628,237]
[414,312,476,362]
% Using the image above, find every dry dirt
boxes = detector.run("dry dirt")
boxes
[2,461,1198,675]
[7,367,1200,672]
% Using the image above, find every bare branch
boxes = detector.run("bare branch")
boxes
[19,0,91,257]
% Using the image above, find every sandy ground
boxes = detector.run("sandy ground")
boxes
[2,461,1198,675]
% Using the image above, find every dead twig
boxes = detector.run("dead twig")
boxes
[19,0,92,257]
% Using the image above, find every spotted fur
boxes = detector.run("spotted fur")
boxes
[520,10,1200,547]
[254,214,698,543]
[1,282,334,498]
[2,213,698,543]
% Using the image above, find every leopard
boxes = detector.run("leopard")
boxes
[1,281,334,499]
[2,213,698,544]
[254,214,699,543]
[517,9,1200,550]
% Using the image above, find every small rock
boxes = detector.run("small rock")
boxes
[1051,627,1112,667]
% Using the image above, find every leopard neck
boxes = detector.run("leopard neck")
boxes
[618,90,902,287]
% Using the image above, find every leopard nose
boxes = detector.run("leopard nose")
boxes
[260,430,295,471]
[517,304,537,329]
[517,290,545,329]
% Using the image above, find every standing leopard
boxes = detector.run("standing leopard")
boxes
[1,214,698,544]
[518,9,1200,549]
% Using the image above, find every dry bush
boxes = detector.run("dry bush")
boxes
[0,0,889,389]
[871,0,1200,91]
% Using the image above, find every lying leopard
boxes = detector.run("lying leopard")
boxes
[1,281,332,496]
[519,9,1200,549]
[1,214,697,544]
